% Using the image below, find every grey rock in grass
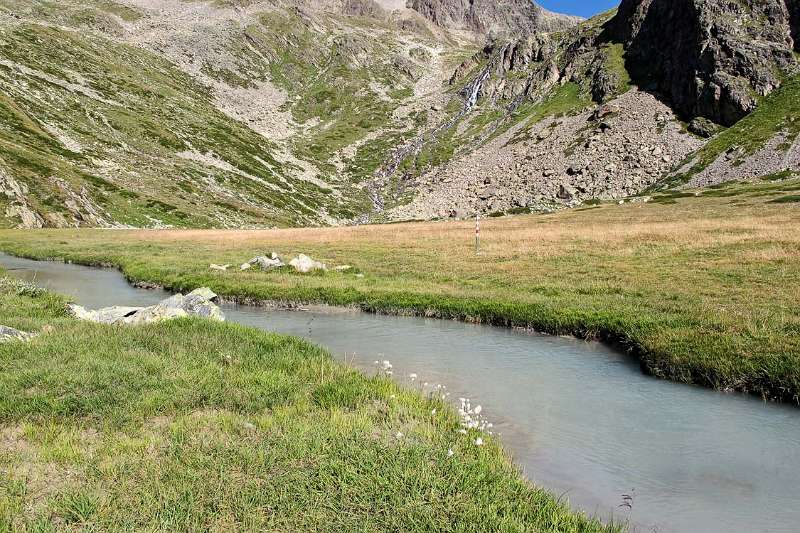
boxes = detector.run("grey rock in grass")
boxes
[210,264,232,272]
[123,304,189,325]
[144,288,224,322]
[289,254,327,273]
[0,325,36,343]
[68,304,144,324]
[68,287,224,325]
[67,304,99,321]
[248,252,284,270]
[96,306,143,324]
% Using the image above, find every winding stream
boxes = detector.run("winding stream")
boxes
[2,253,799,533]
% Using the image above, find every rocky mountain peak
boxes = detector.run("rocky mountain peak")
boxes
[408,0,581,37]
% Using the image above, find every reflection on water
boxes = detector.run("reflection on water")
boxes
[3,253,799,533]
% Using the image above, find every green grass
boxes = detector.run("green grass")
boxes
[1,181,799,405]
[768,194,800,203]
[666,74,800,186]
[599,43,632,98]
[0,1,446,227]
[0,275,615,531]
[510,83,592,144]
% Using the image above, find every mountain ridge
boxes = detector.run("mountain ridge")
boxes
[0,0,798,229]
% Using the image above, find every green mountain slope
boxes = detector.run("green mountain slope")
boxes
[0,0,477,228]
[0,0,798,228]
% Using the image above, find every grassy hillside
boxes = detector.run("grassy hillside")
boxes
[2,178,799,403]
[0,0,475,228]
[0,276,615,531]
[664,73,800,187]
[0,16,339,227]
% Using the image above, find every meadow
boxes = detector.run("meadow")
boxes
[1,178,798,403]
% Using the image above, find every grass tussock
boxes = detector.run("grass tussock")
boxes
[1,182,799,404]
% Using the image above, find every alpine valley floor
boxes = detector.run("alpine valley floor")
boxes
[2,176,799,404]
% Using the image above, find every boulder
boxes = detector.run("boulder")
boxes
[0,325,35,343]
[566,165,583,176]
[95,306,143,324]
[69,287,225,325]
[687,117,719,138]
[157,290,225,321]
[188,287,217,301]
[240,262,252,271]
[123,305,189,325]
[557,183,578,200]
[182,294,225,321]
[590,104,619,121]
[289,254,326,273]
[248,253,284,270]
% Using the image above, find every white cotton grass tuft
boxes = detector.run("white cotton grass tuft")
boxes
[455,396,494,442]
[447,449,455,457]
[374,359,394,378]
[396,432,404,439]
[474,437,483,446]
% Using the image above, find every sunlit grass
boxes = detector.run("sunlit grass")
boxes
[1,180,799,402]
[0,276,616,531]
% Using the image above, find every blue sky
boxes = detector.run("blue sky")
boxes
[538,0,620,18]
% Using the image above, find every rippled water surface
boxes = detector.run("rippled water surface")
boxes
[3,253,799,533]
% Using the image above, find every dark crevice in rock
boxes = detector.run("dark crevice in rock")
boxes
[789,0,800,51]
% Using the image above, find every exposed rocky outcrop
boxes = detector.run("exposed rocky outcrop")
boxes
[685,134,800,188]
[1,165,43,229]
[0,325,36,343]
[610,0,799,126]
[409,0,581,37]
[448,23,625,110]
[68,288,225,325]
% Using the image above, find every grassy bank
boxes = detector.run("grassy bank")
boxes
[1,179,799,403]
[0,274,614,531]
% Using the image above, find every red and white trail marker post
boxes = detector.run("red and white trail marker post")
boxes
[475,213,480,254]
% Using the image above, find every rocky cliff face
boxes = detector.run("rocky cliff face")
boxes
[409,0,580,37]
[610,0,798,126]
[790,0,800,50]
